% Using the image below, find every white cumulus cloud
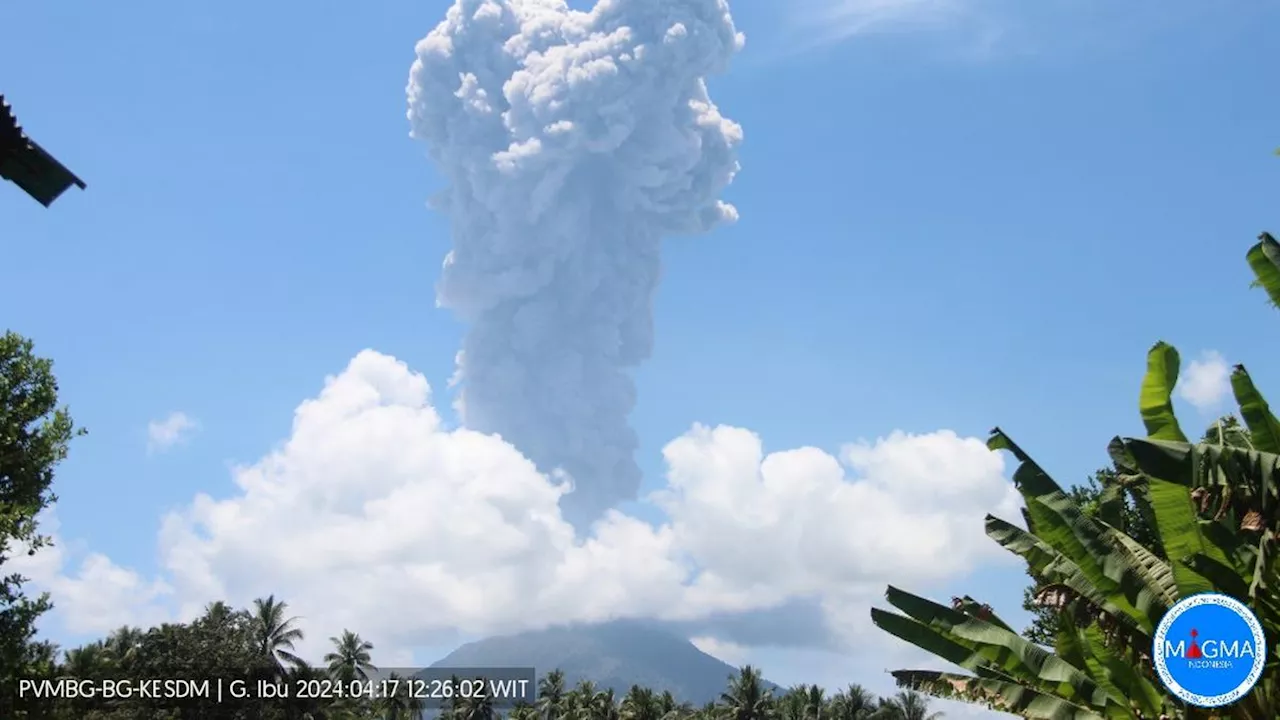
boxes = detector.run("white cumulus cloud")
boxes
[25,350,1023,664]
[690,636,750,666]
[147,411,199,454]
[1176,350,1232,414]
[9,514,172,636]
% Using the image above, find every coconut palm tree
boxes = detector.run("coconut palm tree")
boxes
[280,660,331,720]
[378,671,427,720]
[658,689,693,720]
[103,625,144,671]
[721,666,775,720]
[827,685,878,720]
[565,681,620,720]
[801,685,825,720]
[565,680,599,720]
[776,690,805,720]
[874,692,941,720]
[538,669,569,720]
[62,642,111,677]
[25,639,59,675]
[509,703,543,720]
[457,679,499,720]
[324,629,377,684]
[621,685,663,720]
[251,595,305,672]
[203,600,234,624]
[596,688,620,720]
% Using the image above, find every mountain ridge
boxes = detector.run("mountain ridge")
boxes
[431,620,780,705]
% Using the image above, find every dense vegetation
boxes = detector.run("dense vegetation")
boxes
[873,234,1280,719]
[0,331,83,718]
[8,593,941,718]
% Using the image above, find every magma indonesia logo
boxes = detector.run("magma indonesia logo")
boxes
[1153,593,1267,708]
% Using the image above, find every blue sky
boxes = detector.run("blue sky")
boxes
[4,0,1279,714]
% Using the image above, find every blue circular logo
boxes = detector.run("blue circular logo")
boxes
[1153,593,1266,708]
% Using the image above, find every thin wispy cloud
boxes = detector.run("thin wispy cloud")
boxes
[147,412,199,454]
[1177,350,1232,414]
[818,0,964,36]
[782,0,983,50]
[775,0,1242,62]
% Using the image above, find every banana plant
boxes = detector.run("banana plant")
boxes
[872,425,1177,719]
[872,234,1280,719]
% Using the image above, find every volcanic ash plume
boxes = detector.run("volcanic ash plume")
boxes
[408,0,744,529]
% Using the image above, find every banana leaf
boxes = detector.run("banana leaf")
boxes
[986,515,1152,636]
[890,670,1106,720]
[1230,365,1280,454]
[1122,438,1230,595]
[987,430,1171,631]
[1138,343,1187,443]
[1106,438,1164,555]
[870,608,1016,680]
[1077,624,1164,718]
[877,586,1111,707]
[1246,232,1280,309]
[950,595,1016,632]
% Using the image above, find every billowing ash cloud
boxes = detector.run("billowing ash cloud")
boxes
[407,0,744,528]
